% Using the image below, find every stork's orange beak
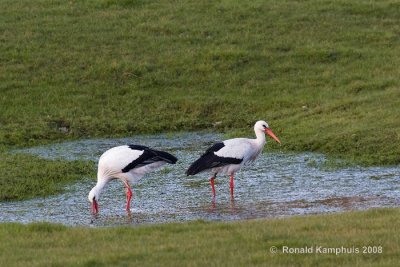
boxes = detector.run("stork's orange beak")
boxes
[92,199,99,214]
[265,128,281,144]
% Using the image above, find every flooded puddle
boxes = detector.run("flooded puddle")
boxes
[1,132,399,226]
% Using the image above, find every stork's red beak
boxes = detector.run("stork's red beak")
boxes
[92,199,99,214]
[265,128,281,144]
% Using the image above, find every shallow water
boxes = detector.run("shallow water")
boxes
[2,132,399,226]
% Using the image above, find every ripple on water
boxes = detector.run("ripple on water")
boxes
[2,132,399,226]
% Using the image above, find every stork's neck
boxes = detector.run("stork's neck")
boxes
[254,129,266,146]
[91,178,108,198]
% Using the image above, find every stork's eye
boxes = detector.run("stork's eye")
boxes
[93,196,96,201]
[263,125,267,128]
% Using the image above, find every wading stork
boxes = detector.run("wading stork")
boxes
[88,145,177,214]
[186,120,281,199]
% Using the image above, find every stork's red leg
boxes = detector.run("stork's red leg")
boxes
[210,177,216,198]
[230,174,234,199]
[123,181,133,211]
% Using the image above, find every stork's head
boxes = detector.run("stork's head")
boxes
[88,187,100,214]
[254,120,281,144]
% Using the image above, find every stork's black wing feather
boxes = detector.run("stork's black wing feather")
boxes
[186,142,242,176]
[122,145,177,173]
[204,142,225,154]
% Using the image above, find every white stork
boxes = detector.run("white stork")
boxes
[88,145,177,214]
[186,120,281,199]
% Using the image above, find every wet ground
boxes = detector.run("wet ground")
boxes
[1,132,399,226]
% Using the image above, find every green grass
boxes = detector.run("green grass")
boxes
[0,208,398,266]
[0,153,93,201]
[0,2,398,266]
[0,0,399,165]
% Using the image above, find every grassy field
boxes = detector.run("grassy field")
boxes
[0,208,399,266]
[0,1,399,266]
[0,153,93,201]
[1,0,399,165]
[1,0,399,200]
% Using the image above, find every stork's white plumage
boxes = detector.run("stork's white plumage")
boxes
[88,145,177,214]
[186,120,281,199]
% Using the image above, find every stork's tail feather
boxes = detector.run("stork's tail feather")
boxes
[186,159,204,176]
[187,153,243,176]
[154,150,178,164]
[186,154,215,176]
